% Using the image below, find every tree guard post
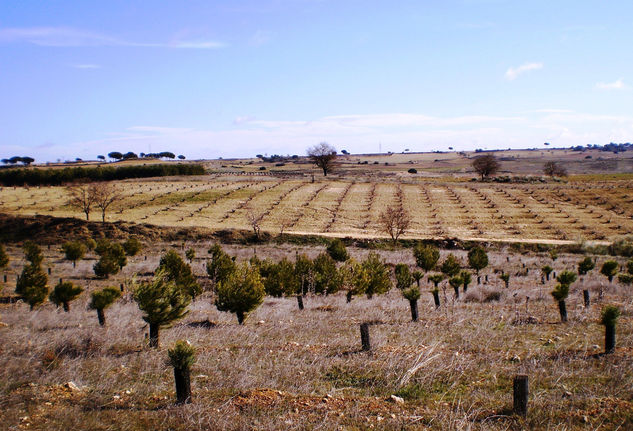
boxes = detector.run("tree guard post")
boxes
[360,322,371,351]
[583,289,590,308]
[513,374,528,417]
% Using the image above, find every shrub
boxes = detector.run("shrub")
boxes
[500,273,510,288]
[89,286,121,326]
[261,258,296,297]
[441,254,461,277]
[413,243,439,272]
[94,239,127,278]
[395,263,413,290]
[627,259,633,275]
[542,265,553,281]
[207,244,236,287]
[123,237,142,256]
[467,246,488,275]
[313,253,342,295]
[481,287,502,302]
[133,269,191,347]
[93,255,120,279]
[158,250,201,299]
[600,260,619,283]
[617,273,633,285]
[326,238,349,262]
[16,243,48,310]
[215,262,265,324]
[49,281,83,312]
[62,241,86,267]
[608,236,633,257]
[578,257,595,275]
[185,248,196,263]
[600,305,621,326]
[294,254,314,295]
[360,252,392,299]
[84,238,97,251]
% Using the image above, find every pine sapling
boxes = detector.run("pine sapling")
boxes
[89,286,121,326]
[49,281,83,312]
[167,340,196,404]
[600,305,620,354]
[402,286,421,322]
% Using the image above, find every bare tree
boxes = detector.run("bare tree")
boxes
[67,184,97,220]
[472,154,500,180]
[379,207,411,244]
[93,183,121,222]
[246,210,265,239]
[543,161,568,177]
[307,142,337,176]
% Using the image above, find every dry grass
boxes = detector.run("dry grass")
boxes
[1,243,632,430]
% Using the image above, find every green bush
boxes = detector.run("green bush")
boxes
[123,237,142,256]
[49,281,83,312]
[600,260,619,282]
[395,263,413,290]
[441,254,461,277]
[62,241,86,267]
[360,252,391,298]
[133,269,191,347]
[158,249,200,299]
[313,253,342,295]
[16,243,48,310]
[207,244,236,287]
[326,238,349,262]
[215,262,265,324]
[413,243,439,272]
[578,257,595,275]
[467,246,488,274]
[89,286,121,326]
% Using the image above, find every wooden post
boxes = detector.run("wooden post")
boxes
[296,294,304,310]
[513,375,528,417]
[583,290,590,308]
[360,323,371,351]
[48,267,51,275]
[3,274,6,283]
[409,299,419,322]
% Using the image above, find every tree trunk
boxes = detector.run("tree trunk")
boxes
[558,300,567,323]
[605,324,616,354]
[101,210,106,222]
[73,261,76,268]
[513,375,529,417]
[409,299,418,322]
[97,309,105,326]
[236,311,245,325]
[453,285,459,299]
[63,302,70,312]
[432,291,440,308]
[174,367,192,404]
[296,294,304,310]
[583,289,590,308]
[366,292,373,300]
[463,284,468,293]
[85,211,90,221]
[149,323,160,348]
[346,291,353,303]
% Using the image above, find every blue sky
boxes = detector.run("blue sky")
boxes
[1,0,632,162]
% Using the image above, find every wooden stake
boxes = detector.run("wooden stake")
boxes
[513,375,528,417]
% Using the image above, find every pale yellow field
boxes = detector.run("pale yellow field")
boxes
[2,174,633,244]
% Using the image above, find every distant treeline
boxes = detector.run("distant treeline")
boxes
[0,163,206,186]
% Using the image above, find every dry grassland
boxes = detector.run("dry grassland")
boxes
[0,243,632,430]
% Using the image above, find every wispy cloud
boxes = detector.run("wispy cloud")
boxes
[0,26,225,49]
[595,78,627,90]
[249,30,273,46]
[505,62,543,80]
[72,64,100,69]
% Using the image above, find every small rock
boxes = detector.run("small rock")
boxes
[390,395,405,404]
[65,381,81,392]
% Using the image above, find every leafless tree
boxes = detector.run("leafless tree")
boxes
[543,161,568,177]
[472,154,500,180]
[307,142,337,176]
[93,183,121,222]
[246,210,265,239]
[67,183,97,220]
[379,206,411,244]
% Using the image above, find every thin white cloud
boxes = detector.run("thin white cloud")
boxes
[0,26,225,49]
[505,62,543,80]
[72,64,100,69]
[250,30,273,46]
[595,79,627,90]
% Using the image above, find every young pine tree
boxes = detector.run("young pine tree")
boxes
[49,281,83,312]
[133,269,191,348]
[215,262,265,324]
[578,257,595,276]
[360,252,391,299]
[413,243,439,273]
[16,242,48,310]
[600,305,620,354]
[158,249,201,299]
[394,263,413,290]
[467,246,488,275]
[62,241,86,268]
[89,286,121,326]
[206,244,236,288]
[326,238,349,262]
[167,340,196,404]
[600,260,618,283]
[551,270,577,322]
